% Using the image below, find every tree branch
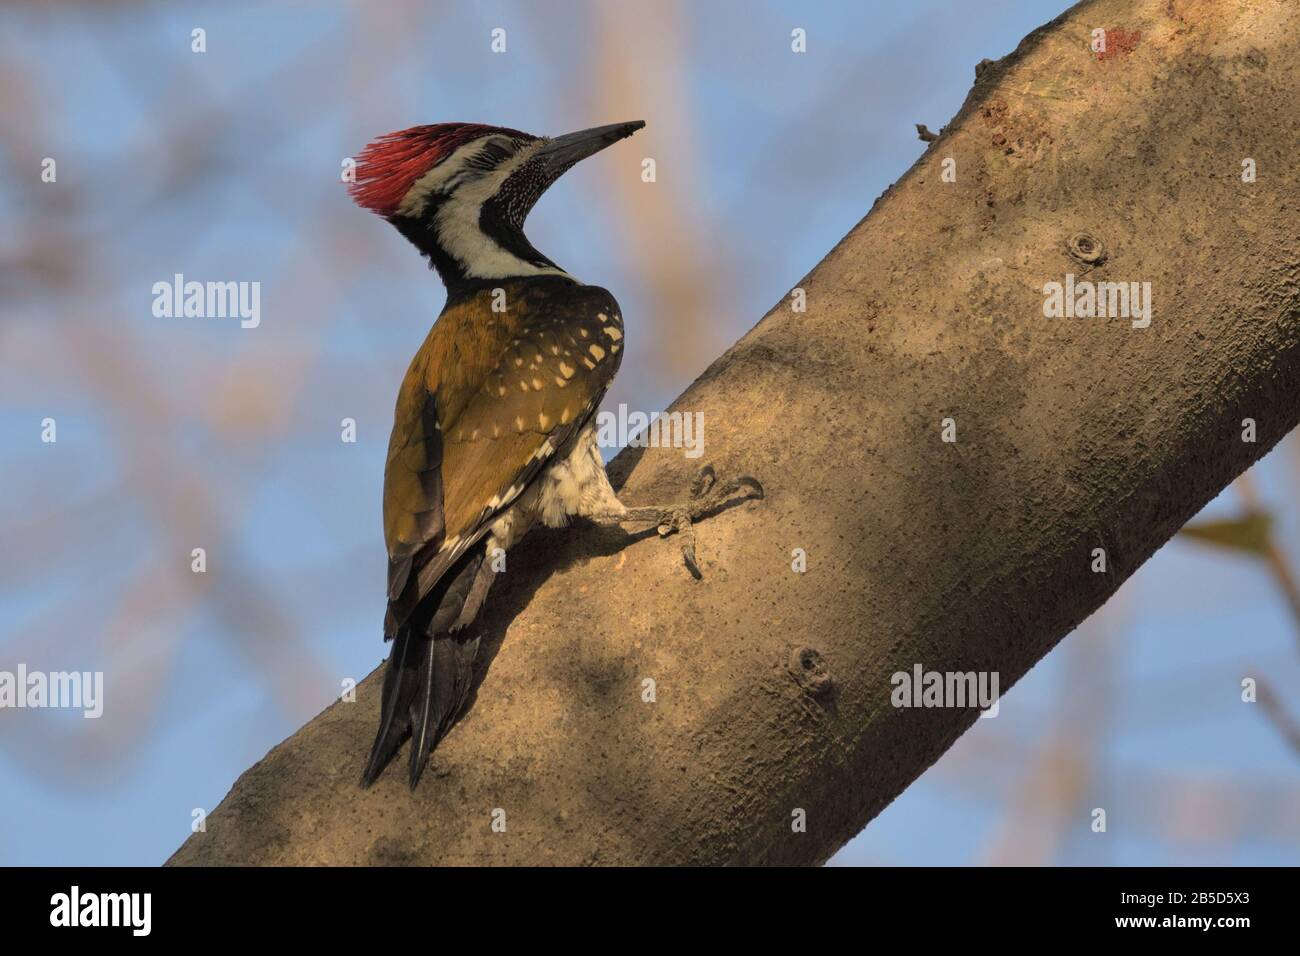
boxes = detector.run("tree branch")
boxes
[168,0,1300,865]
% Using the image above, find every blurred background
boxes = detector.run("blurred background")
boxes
[1,0,1297,866]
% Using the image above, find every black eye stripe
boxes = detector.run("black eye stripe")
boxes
[464,138,518,172]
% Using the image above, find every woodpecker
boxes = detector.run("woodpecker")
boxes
[348,120,762,789]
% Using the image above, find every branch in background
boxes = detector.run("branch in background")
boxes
[1256,679,1300,758]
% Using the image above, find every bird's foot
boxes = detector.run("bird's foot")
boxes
[605,464,764,579]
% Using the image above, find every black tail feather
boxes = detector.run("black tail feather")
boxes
[360,624,418,788]
[362,541,488,790]
[407,633,438,788]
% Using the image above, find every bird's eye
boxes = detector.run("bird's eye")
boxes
[482,137,515,160]
[464,136,516,174]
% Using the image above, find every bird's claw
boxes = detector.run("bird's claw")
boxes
[653,463,764,579]
[689,463,717,499]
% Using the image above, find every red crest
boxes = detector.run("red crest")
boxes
[347,123,531,217]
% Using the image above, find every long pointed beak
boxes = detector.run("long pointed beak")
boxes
[535,120,645,177]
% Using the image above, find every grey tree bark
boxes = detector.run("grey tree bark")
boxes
[169,0,1300,866]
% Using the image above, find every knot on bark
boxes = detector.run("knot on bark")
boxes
[788,645,833,697]
[1067,232,1108,266]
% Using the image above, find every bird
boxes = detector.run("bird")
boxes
[346,120,763,789]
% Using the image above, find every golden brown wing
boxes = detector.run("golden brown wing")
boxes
[382,278,624,633]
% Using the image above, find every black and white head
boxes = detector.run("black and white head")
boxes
[348,121,645,294]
